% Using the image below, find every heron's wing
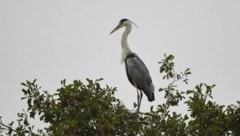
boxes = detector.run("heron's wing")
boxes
[125,53,153,91]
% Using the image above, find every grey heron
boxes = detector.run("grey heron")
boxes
[110,19,154,113]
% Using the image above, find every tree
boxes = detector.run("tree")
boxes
[1,54,240,135]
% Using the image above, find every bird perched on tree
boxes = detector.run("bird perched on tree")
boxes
[110,19,154,113]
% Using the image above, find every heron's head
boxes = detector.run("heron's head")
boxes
[110,18,138,34]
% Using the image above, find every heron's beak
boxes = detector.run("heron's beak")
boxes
[109,24,122,34]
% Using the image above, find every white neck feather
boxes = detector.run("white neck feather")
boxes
[121,23,132,63]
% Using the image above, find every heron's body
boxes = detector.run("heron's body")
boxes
[125,52,154,101]
[110,19,154,113]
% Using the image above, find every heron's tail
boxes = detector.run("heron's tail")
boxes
[148,93,155,102]
[146,84,155,102]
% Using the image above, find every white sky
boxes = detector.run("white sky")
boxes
[1,0,240,125]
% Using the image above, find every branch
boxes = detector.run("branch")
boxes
[0,121,19,135]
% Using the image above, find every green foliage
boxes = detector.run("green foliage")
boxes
[1,54,240,135]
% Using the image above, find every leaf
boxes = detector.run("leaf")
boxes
[32,79,37,85]
[160,67,165,73]
[150,106,154,112]
[169,72,174,78]
[96,78,104,82]
[166,54,174,61]
[21,82,27,87]
[133,102,137,108]
[21,97,27,100]
[169,54,174,60]
[22,89,27,94]
[186,90,194,94]
[159,88,164,92]
[183,79,188,84]
[61,79,66,86]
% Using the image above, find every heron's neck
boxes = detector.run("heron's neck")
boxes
[121,24,132,63]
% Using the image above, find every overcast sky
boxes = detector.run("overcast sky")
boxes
[1,0,240,125]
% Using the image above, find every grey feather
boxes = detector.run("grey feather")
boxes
[125,52,155,101]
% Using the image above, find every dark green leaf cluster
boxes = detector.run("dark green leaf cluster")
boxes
[1,79,143,136]
[159,54,175,79]
[1,54,240,135]
[186,84,240,135]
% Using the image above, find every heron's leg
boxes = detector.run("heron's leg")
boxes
[135,90,143,115]
[139,91,143,111]
[136,89,140,114]
[136,91,143,114]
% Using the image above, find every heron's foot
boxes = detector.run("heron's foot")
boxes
[129,112,150,125]
[135,108,139,114]
[130,112,139,121]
